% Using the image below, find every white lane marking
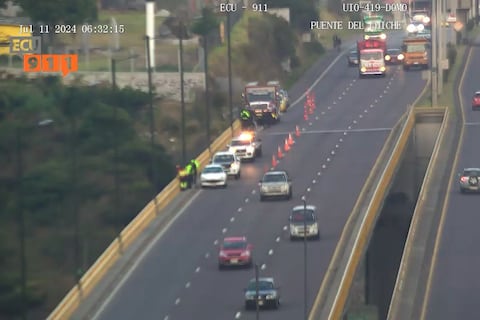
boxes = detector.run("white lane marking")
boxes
[370,104,374,108]
[251,190,255,194]
[205,252,210,258]
[214,239,219,245]
[266,128,392,136]
[276,237,281,242]
[163,316,169,320]
[348,126,352,130]
[384,90,388,93]
[331,150,335,155]
[185,282,191,288]
[235,311,242,319]
[317,172,322,176]
[322,164,327,169]
[91,191,203,320]
[339,138,343,142]
[268,249,274,256]
[175,298,181,305]
[335,144,339,148]
[379,95,383,98]
[261,264,266,270]
[307,187,311,192]
[465,122,480,126]
[315,116,319,120]
[238,207,243,212]
[290,51,348,109]
[230,217,235,222]
[364,109,368,113]
[245,198,249,203]
[302,127,307,131]
[321,111,326,115]
[195,267,200,273]
[222,228,227,234]
[283,225,288,231]
[374,99,378,103]
[309,122,313,126]
[359,114,363,118]
[312,179,317,184]
[327,158,331,162]
[344,132,348,135]
[338,96,342,100]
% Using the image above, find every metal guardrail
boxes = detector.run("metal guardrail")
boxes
[48,120,241,320]
[387,107,450,320]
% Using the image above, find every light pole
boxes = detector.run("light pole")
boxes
[255,263,260,320]
[144,35,160,206]
[111,54,138,250]
[179,20,187,165]
[226,3,234,134]
[431,0,438,107]
[302,195,308,320]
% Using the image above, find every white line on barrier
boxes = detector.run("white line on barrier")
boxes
[289,49,349,109]
[464,121,480,126]
[91,191,202,320]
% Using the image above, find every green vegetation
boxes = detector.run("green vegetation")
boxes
[0,76,176,318]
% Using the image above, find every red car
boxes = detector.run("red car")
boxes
[472,91,480,110]
[218,237,253,269]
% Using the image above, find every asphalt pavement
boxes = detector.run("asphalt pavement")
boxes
[87,32,427,320]
[423,38,480,320]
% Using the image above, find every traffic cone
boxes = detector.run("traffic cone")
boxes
[295,125,301,137]
[277,145,284,159]
[304,111,309,121]
[288,133,295,145]
[271,155,278,168]
[284,138,290,152]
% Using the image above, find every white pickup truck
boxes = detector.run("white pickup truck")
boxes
[227,132,262,161]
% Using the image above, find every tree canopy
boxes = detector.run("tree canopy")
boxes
[10,0,97,25]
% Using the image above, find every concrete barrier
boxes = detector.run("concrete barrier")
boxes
[387,108,450,320]
[48,120,240,320]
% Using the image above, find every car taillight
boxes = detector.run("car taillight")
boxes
[460,176,469,183]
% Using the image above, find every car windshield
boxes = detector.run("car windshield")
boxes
[387,49,400,55]
[223,241,247,250]
[464,170,480,176]
[250,103,269,110]
[214,155,234,163]
[263,174,287,183]
[247,280,274,291]
[203,166,223,174]
[291,210,315,222]
[248,93,274,102]
[231,140,250,146]
[406,44,426,52]
[361,52,383,60]
[474,93,480,98]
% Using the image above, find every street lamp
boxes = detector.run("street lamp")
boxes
[302,195,308,320]
[111,54,138,250]
[255,263,260,320]
[144,35,160,207]
[226,2,234,134]
[14,119,53,320]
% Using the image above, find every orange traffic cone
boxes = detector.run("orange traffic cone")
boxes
[277,145,284,159]
[295,125,301,137]
[288,133,295,145]
[303,107,309,120]
[271,155,278,168]
[284,138,290,152]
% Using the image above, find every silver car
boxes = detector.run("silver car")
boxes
[259,171,292,201]
[459,168,480,193]
[289,205,320,240]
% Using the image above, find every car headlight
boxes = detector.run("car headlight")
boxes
[266,293,277,299]
[309,224,318,232]
[385,55,391,61]
[364,34,370,40]
[398,54,404,60]
[380,33,386,40]
[361,67,367,72]
[380,66,386,72]
[246,293,256,300]
[241,251,250,257]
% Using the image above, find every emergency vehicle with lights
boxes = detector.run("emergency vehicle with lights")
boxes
[242,81,280,124]
[357,39,386,78]
[227,131,262,161]
[402,37,429,70]
[363,15,387,41]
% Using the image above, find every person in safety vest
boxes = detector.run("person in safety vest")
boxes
[178,166,191,190]
[240,108,255,130]
[189,159,200,186]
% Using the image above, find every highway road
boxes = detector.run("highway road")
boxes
[88,32,427,320]
[421,37,480,320]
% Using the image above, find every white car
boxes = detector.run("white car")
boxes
[200,164,227,188]
[211,151,241,179]
[259,171,292,201]
[289,205,319,240]
[227,132,262,161]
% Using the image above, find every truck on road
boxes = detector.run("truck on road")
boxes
[401,37,429,70]
[357,39,386,78]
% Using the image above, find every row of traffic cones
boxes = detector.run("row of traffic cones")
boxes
[271,130,298,169]
[304,91,316,120]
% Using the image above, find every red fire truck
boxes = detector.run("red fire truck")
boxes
[357,39,386,78]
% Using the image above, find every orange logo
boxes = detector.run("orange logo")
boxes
[23,54,78,77]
